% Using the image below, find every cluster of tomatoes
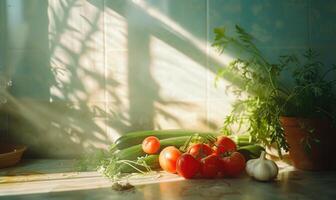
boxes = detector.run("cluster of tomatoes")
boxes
[142,136,246,179]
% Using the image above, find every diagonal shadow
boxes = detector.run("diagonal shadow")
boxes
[99,0,244,88]
[2,0,127,157]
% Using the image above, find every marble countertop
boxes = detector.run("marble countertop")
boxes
[0,159,336,200]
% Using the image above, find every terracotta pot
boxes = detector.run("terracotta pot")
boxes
[280,117,335,170]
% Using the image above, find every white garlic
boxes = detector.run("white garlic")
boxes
[246,151,278,181]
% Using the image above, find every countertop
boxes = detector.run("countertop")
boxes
[0,159,336,200]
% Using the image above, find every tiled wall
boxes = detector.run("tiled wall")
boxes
[1,0,335,157]
[0,2,4,69]
[0,1,7,138]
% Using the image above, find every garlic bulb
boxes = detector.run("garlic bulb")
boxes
[246,151,278,181]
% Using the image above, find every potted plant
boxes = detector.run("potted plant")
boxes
[212,25,336,170]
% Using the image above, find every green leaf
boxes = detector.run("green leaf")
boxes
[214,27,225,37]
[212,24,335,157]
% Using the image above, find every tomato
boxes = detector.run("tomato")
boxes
[142,136,161,154]
[200,154,220,178]
[176,153,201,179]
[215,136,237,155]
[188,143,214,160]
[220,152,246,177]
[159,146,182,173]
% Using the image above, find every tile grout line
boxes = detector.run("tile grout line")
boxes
[307,0,311,47]
[102,0,108,137]
[206,0,210,130]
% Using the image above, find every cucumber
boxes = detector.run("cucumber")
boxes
[115,136,191,160]
[230,134,253,147]
[237,144,265,160]
[118,155,160,173]
[115,129,219,150]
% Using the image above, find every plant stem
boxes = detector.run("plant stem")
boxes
[260,151,266,160]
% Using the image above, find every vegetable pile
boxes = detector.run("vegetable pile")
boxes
[158,135,247,179]
[77,130,265,181]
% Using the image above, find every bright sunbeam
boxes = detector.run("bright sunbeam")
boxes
[0,170,183,196]
[131,0,238,127]
[0,171,111,196]
[150,36,207,101]
[131,0,234,67]
[1,90,109,154]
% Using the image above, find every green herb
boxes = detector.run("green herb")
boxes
[76,146,155,181]
[213,25,336,156]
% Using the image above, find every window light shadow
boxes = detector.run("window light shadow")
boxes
[2,0,245,158]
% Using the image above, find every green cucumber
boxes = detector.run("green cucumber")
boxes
[230,134,253,147]
[115,129,219,150]
[237,144,265,160]
[115,136,191,160]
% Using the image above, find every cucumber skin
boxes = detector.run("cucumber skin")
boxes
[119,155,160,173]
[115,136,191,160]
[237,145,265,160]
[115,130,218,150]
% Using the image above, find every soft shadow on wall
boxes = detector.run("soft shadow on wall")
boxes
[2,0,239,158]
[99,0,240,132]
[2,0,114,157]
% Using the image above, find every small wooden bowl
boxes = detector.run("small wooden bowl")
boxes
[0,143,27,169]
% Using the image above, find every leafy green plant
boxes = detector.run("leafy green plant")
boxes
[212,25,336,156]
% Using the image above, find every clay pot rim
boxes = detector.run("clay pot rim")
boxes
[280,116,330,127]
[280,116,324,120]
[0,144,27,158]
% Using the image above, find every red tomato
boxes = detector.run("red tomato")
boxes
[176,153,201,179]
[188,143,214,160]
[159,146,182,173]
[200,154,220,178]
[215,136,237,155]
[220,152,246,177]
[142,136,161,154]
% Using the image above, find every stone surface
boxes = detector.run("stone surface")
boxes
[0,159,336,199]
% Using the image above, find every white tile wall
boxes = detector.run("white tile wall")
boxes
[1,0,334,156]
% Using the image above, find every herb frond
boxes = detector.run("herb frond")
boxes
[213,25,336,156]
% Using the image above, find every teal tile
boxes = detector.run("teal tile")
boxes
[309,0,336,46]
[240,0,308,48]
[208,0,242,41]
[209,0,308,48]
[6,0,49,51]
[0,1,5,69]
[6,50,51,100]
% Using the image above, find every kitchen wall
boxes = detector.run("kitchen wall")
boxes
[1,0,335,157]
[0,2,4,69]
[0,1,8,138]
